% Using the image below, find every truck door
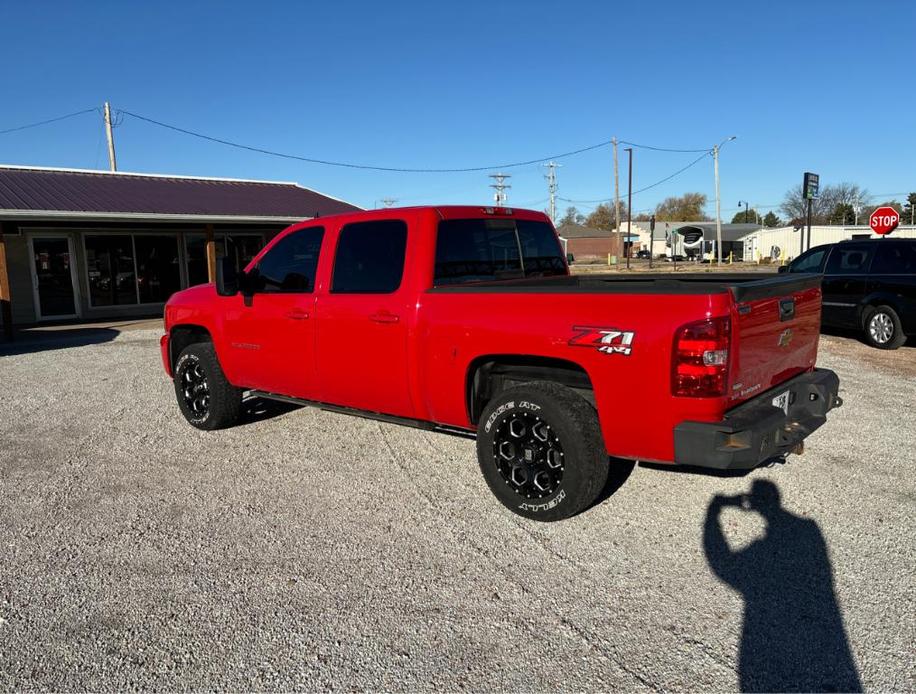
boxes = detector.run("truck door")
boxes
[315,218,414,417]
[221,225,325,398]
[821,243,874,328]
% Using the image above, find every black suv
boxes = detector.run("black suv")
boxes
[781,238,915,349]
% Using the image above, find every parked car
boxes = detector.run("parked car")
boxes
[781,238,916,349]
[161,206,841,521]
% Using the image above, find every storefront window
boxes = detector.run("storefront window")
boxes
[85,235,137,306]
[135,236,181,303]
[185,233,265,287]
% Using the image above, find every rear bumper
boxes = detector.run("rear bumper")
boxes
[673,368,842,470]
[160,333,171,377]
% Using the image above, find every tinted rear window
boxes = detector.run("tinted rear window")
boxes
[331,219,407,293]
[871,242,916,274]
[825,245,873,274]
[434,218,565,286]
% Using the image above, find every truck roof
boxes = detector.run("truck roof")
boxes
[299,205,552,225]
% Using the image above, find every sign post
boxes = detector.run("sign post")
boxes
[803,172,819,253]
[869,206,900,236]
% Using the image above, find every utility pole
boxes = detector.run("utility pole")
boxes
[625,147,633,270]
[544,162,560,222]
[103,102,117,172]
[713,145,722,264]
[488,173,511,207]
[712,136,736,265]
[612,137,620,232]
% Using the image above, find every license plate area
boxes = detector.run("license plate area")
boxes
[772,390,790,415]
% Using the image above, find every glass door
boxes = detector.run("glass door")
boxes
[29,236,79,319]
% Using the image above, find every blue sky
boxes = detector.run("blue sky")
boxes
[1,1,913,218]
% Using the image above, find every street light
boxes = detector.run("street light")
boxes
[713,136,737,264]
[738,200,749,223]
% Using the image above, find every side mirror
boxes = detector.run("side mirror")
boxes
[777,265,789,273]
[566,253,575,264]
[215,256,239,296]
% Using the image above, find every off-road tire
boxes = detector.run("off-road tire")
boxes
[476,381,611,521]
[173,342,242,430]
[862,304,906,350]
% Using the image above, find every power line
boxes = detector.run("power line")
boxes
[117,108,723,174]
[0,107,99,136]
[118,109,615,173]
[559,151,711,204]
[618,140,711,153]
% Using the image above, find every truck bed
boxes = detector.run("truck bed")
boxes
[428,272,821,302]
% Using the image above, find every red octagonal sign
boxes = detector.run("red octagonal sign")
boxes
[869,206,900,235]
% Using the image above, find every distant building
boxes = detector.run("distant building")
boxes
[0,165,359,331]
[555,222,624,261]
[738,224,916,263]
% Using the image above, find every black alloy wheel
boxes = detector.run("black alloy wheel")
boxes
[492,409,565,500]
[178,355,210,420]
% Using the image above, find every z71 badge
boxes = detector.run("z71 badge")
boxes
[569,326,635,355]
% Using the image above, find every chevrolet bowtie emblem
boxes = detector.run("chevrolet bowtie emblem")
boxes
[778,328,794,348]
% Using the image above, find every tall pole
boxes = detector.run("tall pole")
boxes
[612,137,620,232]
[103,102,117,172]
[625,147,633,271]
[714,144,722,264]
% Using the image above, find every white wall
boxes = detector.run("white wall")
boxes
[741,225,916,263]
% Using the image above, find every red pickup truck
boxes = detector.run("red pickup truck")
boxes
[161,206,841,521]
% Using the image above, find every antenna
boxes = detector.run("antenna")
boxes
[488,173,511,207]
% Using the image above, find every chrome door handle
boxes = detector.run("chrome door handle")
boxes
[369,312,399,324]
[285,309,310,320]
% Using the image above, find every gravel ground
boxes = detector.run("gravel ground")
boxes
[0,329,913,691]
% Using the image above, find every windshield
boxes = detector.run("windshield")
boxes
[434,218,567,286]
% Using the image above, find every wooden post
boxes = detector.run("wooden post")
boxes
[0,222,14,340]
[205,224,217,283]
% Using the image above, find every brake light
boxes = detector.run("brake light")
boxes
[672,316,731,397]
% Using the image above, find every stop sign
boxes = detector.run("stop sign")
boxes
[869,206,900,235]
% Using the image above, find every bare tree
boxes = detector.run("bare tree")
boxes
[780,182,869,225]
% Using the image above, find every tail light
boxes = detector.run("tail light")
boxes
[672,316,731,397]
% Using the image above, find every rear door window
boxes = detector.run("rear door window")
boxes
[331,219,408,293]
[825,244,873,275]
[871,242,916,274]
[434,218,565,285]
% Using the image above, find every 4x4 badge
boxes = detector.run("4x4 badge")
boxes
[569,326,635,355]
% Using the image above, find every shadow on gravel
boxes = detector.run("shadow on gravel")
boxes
[238,396,301,425]
[704,480,862,692]
[0,327,119,356]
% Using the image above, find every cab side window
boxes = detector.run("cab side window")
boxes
[331,219,407,293]
[824,245,873,275]
[255,226,325,292]
[871,242,916,274]
[791,248,827,273]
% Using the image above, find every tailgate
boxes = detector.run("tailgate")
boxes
[728,274,822,406]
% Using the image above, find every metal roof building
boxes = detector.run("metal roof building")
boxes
[0,165,359,333]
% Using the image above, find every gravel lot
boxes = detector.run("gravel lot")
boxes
[0,328,913,691]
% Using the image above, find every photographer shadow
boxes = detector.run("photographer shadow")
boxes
[704,480,862,692]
